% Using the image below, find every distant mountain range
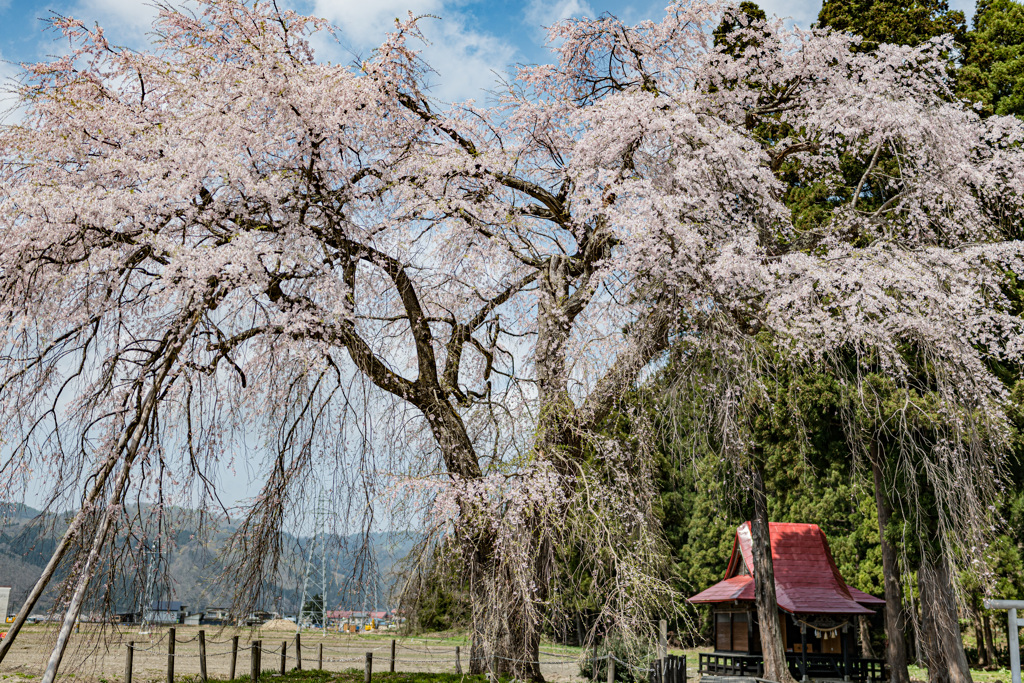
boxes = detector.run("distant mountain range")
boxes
[0,502,417,618]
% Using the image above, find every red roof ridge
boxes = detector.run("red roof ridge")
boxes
[690,522,874,615]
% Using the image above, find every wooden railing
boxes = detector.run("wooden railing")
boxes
[698,653,764,678]
[698,652,888,682]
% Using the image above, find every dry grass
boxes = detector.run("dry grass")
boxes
[0,625,584,683]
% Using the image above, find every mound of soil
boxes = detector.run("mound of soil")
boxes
[261,619,298,631]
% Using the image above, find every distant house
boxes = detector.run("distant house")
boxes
[0,586,10,622]
[202,607,232,626]
[144,601,187,624]
[244,610,275,626]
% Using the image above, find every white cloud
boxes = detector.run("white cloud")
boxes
[525,0,595,29]
[416,15,519,102]
[0,50,25,124]
[312,0,519,103]
[312,0,445,39]
[71,0,163,32]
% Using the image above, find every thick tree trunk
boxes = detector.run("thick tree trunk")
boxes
[982,613,997,669]
[751,465,796,683]
[860,615,877,659]
[920,565,949,683]
[469,606,487,674]
[970,593,989,669]
[466,540,489,676]
[918,555,972,683]
[463,518,547,682]
[871,444,911,683]
[492,607,543,681]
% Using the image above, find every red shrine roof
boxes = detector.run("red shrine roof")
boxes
[689,522,879,615]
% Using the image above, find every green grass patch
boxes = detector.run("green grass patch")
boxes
[907,663,1013,683]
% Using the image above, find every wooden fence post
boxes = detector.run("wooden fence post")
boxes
[280,641,287,674]
[364,652,373,683]
[199,630,208,683]
[295,632,302,671]
[251,640,261,683]
[607,655,615,683]
[125,641,134,683]
[455,646,462,675]
[318,642,323,670]
[229,636,239,680]
[390,639,396,672]
[168,627,176,683]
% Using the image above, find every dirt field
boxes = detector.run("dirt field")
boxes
[0,625,587,683]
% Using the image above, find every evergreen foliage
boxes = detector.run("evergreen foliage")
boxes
[816,0,967,50]
[959,0,1024,117]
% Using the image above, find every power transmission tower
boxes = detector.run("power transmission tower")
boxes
[296,495,329,633]
[137,543,158,635]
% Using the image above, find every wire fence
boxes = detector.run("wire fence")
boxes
[119,628,686,683]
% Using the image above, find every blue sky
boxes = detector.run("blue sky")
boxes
[0,0,979,511]
[0,0,981,105]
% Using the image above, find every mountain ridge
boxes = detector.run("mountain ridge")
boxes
[0,502,416,618]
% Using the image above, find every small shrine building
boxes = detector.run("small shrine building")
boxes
[689,522,888,682]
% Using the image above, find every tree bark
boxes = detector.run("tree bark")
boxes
[920,564,949,683]
[982,613,997,669]
[751,464,796,683]
[463,520,546,682]
[918,555,972,683]
[969,593,989,669]
[860,614,877,659]
[871,442,911,683]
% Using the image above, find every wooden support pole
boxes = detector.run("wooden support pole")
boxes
[125,642,134,683]
[842,623,851,681]
[295,633,302,671]
[607,655,615,683]
[592,650,598,682]
[251,640,261,683]
[455,646,462,675]
[229,636,239,680]
[365,652,373,683]
[167,627,176,683]
[390,639,396,672]
[800,625,808,682]
[659,620,668,683]
[198,630,208,683]
[318,642,323,670]
[280,641,287,675]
